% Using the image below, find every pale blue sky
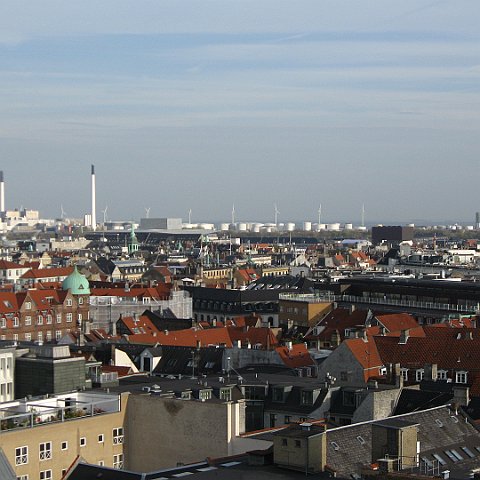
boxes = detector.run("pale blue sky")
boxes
[1,1,479,224]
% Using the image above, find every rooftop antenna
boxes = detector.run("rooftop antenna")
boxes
[231,204,235,225]
[274,203,280,225]
[361,203,365,228]
[145,207,150,219]
[318,204,322,225]
[188,208,192,224]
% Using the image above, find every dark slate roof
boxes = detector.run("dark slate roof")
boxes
[326,405,480,479]
[152,345,224,375]
[0,448,15,480]
[66,462,142,479]
[394,388,454,415]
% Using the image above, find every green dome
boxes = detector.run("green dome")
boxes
[62,265,91,295]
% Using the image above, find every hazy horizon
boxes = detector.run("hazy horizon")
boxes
[1,1,479,223]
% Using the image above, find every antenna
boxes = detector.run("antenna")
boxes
[231,204,235,225]
[361,203,365,228]
[188,208,192,224]
[318,204,322,225]
[274,203,280,225]
[145,207,151,219]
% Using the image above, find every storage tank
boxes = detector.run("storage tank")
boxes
[327,223,341,231]
[219,223,230,231]
[238,223,247,232]
[286,222,296,231]
[303,221,312,231]
[343,223,353,230]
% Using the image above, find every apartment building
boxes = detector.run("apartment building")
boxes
[0,391,128,479]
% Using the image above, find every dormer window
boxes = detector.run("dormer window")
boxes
[456,371,468,384]
[301,390,313,405]
[199,389,212,401]
[66,299,73,307]
[416,369,424,382]
[25,301,31,310]
[272,387,285,403]
[220,388,232,401]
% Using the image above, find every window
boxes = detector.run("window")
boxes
[98,434,104,443]
[15,446,28,465]
[46,315,52,324]
[282,438,288,446]
[40,471,52,480]
[37,315,43,325]
[437,370,448,380]
[113,453,124,469]
[456,371,468,384]
[25,302,31,310]
[462,447,475,458]
[98,461,105,466]
[0,318,6,328]
[56,314,62,324]
[284,415,292,424]
[301,390,313,405]
[17,475,28,480]
[13,317,19,327]
[39,442,52,460]
[357,435,366,445]
[416,369,424,382]
[25,316,31,326]
[199,390,212,401]
[66,299,73,307]
[113,428,124,445]
[270,414,277,428]
[61,441,68,450]
[220,388,232,401]
[181,391,191,400]
[80,437,86,447]
[272,387,285,402]
[66,313,73,323]
[401,368,409,381]
[79,297,83,304]
[78,313,82,322]
[331,441,340,451]
[432,453,447,466]
[295,440,301,448]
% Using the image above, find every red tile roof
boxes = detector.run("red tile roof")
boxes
[275,343,315,368]
[374,313,419,332]
[21,266,73,279]
[344,337,384,381]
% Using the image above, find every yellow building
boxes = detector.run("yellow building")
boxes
[0,391,128,479]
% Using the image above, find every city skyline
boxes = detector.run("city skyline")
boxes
[1,1,480,222]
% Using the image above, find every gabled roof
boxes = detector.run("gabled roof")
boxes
[21,266,74,279]
[374,313,419,332]
[344,337,384,381]
[0,260,27,270]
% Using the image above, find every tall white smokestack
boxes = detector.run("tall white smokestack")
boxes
[0,171,4,212]
[91,165,96,231]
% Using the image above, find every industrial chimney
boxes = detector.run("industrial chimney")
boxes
[0,170,4,212]
[91,165,96,231]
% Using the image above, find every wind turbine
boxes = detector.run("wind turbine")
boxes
[101,205,108,224]
[274,203,280,225]
[318,204,322,225]
[145,207,151,219]
[60,205,67,220]
[231,204,235,225]
[361,203,365,228]
[188,208,192,224]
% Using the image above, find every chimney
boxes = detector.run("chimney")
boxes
[399,329,409,344]
[453,386,470,407]
[0,170,4,212]
[424,363,438,381]
[349,304,356,314]
[91,164,96,231]
[286,341,293,350]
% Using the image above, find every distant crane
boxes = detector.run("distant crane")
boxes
[188,208,192,224]
[231,204,235,225]
[274,203,280,225]
[60,204,67,220]
[361,203,365,228]
[145,207,151,219]
[318,204,322,225]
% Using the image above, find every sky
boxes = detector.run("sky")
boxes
[1,1,480,225]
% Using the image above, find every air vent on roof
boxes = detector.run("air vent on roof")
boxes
[331,441,340,451]
[435,419,443,427]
